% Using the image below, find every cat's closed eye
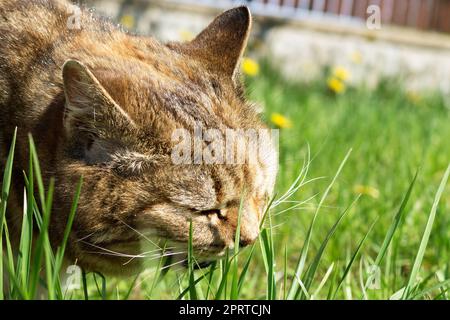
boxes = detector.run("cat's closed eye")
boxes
[201,209,226,220]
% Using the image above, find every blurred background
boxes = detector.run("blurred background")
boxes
[83,0,450,95]
[72,0,450,299]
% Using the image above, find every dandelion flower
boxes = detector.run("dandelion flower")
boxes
[242,58,260,77]
[353,185,380,199]
[327,77,346,94]
[333,66,351,82]
[120,14,135,29]
[270,113,293,129]
[406,90,422,106]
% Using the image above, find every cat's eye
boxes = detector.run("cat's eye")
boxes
[202,209,226,219]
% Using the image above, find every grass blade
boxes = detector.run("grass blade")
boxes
[300,195,360,299]
[237,245,256,295]
[53,176,83,296]
[215,251,230,300]
[311,262,334,300]
[0,128,17,300]
[361,170,419,294]
[403,164,450,299]
[377,170,419,266]
[333,219,377,299]
[187,220,197,300]
[230,196,245,299]
[287,149,352,299]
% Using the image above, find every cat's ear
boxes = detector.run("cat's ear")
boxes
[173,6,251,80]
[62,59,136,138]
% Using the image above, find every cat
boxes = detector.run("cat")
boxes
[0,0,278,275]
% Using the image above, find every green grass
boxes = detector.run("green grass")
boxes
[1,63,449,300]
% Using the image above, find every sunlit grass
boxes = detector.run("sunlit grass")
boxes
[1,63,449,300]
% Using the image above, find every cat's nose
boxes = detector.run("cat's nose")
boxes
[237,232,258,247]
[239,238,253,247]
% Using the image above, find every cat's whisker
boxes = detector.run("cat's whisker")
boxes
[79,239,168,259]
[81,250,185,262]
[3,2,280,277]
[80,237,187,268]
[83,251,147,259]
[83,247,177,259]
[160,258,187,272]
[74,232,97,243]
[117,218,163,250]
[123,251,187,265]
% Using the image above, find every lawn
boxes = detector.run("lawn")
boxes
[1,62,449,300]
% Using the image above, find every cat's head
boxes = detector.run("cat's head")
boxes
[56,7,278,274]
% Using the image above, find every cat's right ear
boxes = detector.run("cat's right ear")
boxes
[62,59,136,138]
[169,7,251,82]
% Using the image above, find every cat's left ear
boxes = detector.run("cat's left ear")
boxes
[171,6,251,81]
[62,59,136,137]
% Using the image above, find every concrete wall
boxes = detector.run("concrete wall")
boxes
[87,0,450,95]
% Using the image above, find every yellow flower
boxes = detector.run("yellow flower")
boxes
[327,77,346,94]
[333,66,351,82]
[353,185,380,199]
[351,51,363,65]
[270,113,293,129]
[179,30,194,42]
[120,14,135,29]
[242,57,260,77]
[406,90,422,106]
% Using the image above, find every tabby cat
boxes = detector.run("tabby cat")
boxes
[0,0,277,275]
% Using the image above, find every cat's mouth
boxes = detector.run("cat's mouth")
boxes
[70,245,226,277]
[86,240,225,264]
[76,229,230,273]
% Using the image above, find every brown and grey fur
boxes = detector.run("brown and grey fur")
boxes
[0,0,277,275]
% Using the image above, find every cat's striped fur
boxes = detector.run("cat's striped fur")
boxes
[0,0,277,274]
